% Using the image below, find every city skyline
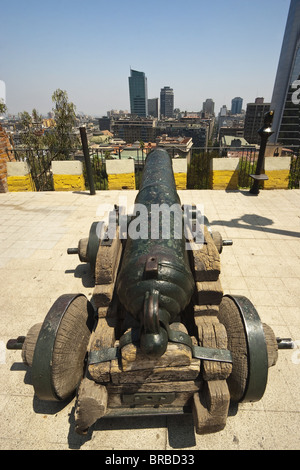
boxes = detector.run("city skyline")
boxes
[1,0,291,116]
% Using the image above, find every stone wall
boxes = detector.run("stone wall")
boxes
[105,160,136,190]
[172,159,187,190]
[264,157,291,189]
[7,161,36,192]
[211,158,239,190]
[51,161,85,191]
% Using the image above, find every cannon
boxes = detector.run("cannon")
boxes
[7,148,293,435]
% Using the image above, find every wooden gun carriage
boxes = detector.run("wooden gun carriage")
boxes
[7,148,290,435]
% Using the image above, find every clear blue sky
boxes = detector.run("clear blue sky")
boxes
[0,0,291,116]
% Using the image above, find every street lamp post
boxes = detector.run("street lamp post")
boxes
[249,111,274,195]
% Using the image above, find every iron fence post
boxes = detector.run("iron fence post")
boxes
[80,127,95,195]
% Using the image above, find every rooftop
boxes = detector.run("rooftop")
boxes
[0,189,300,450]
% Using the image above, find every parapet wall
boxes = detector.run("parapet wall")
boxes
[264,157,291,189]
[105,160,136,190]
[7,161,36,191]
[51,161,85,191]
[210,158,239,190]
[3,156,293,192]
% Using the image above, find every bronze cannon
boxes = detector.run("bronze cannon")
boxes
[7,148,292,435]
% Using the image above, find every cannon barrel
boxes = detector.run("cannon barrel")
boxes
[116,148,195,358]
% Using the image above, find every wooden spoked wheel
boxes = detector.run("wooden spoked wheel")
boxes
[218,295,277,403]
[31,294,95,401]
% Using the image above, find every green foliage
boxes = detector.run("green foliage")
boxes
[135,167,143,189]
[18,110,44,150]
[289,154,300,189]
[82,152,108,190]
[0,99,7,115]
[45,89,79,159]
[17,89,79,190]
[18,89,78,159]
[187,151,215,189]
[238,158,257,188]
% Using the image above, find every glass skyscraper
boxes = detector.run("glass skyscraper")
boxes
[128,69,148,117]
[231,97,243,115]
[270,0,300,146]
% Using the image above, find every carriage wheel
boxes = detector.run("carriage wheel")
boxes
[218,295,277,403]
[31,294,95,401]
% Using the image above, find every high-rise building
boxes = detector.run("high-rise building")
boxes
[128,69,148,117]
[160,86,174,118]
[244,98,270,144]
[231,97,243,115]
[112,117,156,144]
[202,99,215,116]
[219,105,227,117]
[148,98,159,118]
[270,0,300,146]
[98,116,111,131]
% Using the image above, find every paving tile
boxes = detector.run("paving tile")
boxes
[0,189,299,450]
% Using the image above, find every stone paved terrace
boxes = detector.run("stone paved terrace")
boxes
[0,189,299,450]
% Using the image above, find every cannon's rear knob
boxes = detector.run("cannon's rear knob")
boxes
[211,231,233,253]
[67,237,88,262]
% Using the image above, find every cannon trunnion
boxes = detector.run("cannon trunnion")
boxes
[7,148,290,436]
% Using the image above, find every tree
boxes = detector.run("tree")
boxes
[45,89,79,159]
[19,110,44,150]
[17,89,79,190]
[18,89,79,160]
[0,99,7,115]
[17,110,49,190]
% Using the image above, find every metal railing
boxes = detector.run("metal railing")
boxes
[12,148,56,191]
[288,148,300,189]
[238,148,259,188]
